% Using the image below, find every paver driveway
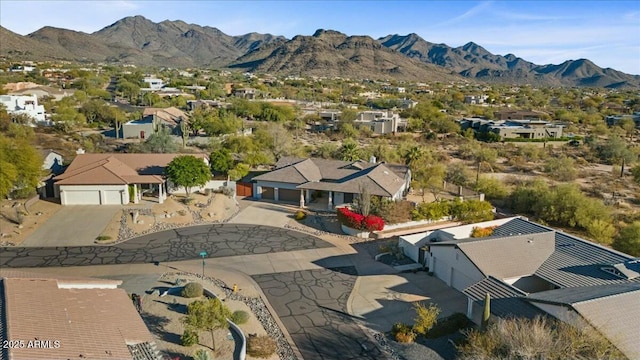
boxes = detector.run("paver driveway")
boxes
[0,224,332,268]
[21,205,121,247]
[254,266,388,360]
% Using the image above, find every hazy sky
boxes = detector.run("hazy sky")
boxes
[1,1,639,74]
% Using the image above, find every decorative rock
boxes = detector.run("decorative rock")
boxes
[136,220,144,224]
[17,225,23,229]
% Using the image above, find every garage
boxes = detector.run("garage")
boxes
[262,187,274,200]
[63,190,101,205]
[103,190,124,205]
[451,267,475,292]
[278,189,300,202]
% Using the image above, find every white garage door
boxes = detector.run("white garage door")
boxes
[65,190,101,205]
[103,190,123,205]
[451,267,475,292]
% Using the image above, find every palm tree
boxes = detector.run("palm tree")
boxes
[339,140,361,161]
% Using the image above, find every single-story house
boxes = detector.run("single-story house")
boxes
[0,271,162,360]
[252,157,411,209]
[398,217,640,359]
[53,153,208,205]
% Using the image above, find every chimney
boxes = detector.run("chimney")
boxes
[369,156,377,163]
[76,148,85,154]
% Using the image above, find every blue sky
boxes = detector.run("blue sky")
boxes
[1,1,639,74]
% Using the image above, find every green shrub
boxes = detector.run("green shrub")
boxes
[180,329,199,346]
[294,210,307,220]
[391,323,416,343]
[181,282,204,298]
[247,334,277,358]
[193,349,211,360]
[230,310,250,324]
[95,235,112,241]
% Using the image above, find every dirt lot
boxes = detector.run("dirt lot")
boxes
[99,193,240,242]
[142,273,277,360]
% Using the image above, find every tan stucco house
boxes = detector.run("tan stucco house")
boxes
[53,153,208,205]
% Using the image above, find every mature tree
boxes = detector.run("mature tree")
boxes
[52,105,87,132]
[228,163,250,181]
[165,155,211,197]
[183,298,231,351]
[243,151,273,167]
[475,176,509,200]
[412,162,446,201]
[0,133,43,198]
[445,162,472,187]
[142,127,178,153]
[253,123,293,161]
[80,99,109,124]
[210,148,234,174]
[613,222,640,256]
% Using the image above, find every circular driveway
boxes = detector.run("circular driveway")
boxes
[0,224,333,268]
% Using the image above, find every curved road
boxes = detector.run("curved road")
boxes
[0,223,389,360]
[0,224,332,268]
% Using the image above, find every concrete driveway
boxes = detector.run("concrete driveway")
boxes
[21,205,120,247]
[228,201,296,227]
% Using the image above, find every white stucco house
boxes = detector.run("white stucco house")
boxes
[53,153,209,205]
[0,94,47,124]
[398,217,640,359]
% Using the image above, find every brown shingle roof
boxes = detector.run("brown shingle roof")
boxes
[2,276,156,360]
[55,153,207,185]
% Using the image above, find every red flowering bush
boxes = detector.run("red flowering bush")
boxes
[337,207,385,231]
[363,215,385,231]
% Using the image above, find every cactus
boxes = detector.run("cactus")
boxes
[481,292,491,331]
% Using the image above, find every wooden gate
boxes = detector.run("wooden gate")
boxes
[236,182,253,197]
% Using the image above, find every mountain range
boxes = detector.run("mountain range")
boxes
[1,15,638,88]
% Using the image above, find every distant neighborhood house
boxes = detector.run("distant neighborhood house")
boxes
[0,94,47,124]
[122,107,188,139]
[459,117,564,140]
[354,110,407,134]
